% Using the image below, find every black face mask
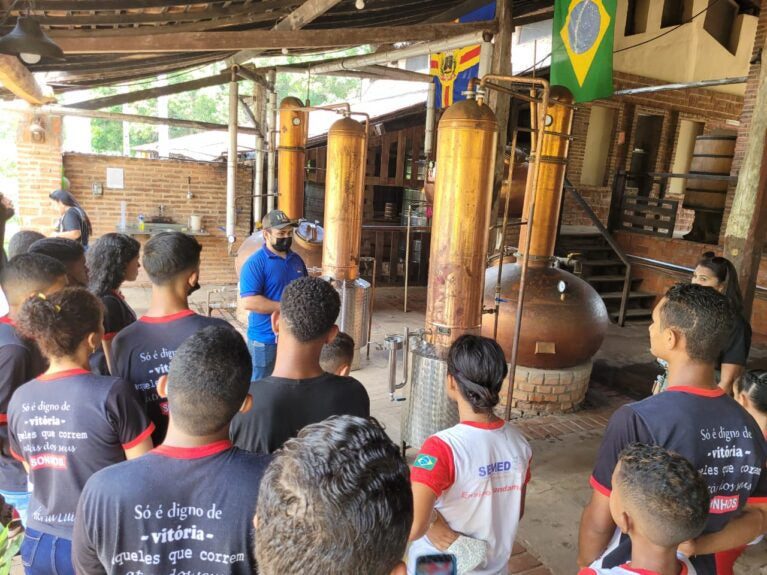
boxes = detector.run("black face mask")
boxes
[272,237,293,253]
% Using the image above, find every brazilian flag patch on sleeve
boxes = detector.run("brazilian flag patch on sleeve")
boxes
[414,454,438,471]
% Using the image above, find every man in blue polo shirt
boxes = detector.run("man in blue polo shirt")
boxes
[240,210,307,380]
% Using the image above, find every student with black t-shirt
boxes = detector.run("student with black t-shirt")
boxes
[87,233,141,375]
[230,276,370,454]
[50,189,92,248]
[29,237,89,288]
[9,288,154,575]
[578,284,767,575]
[74,325,271,575]
[111,232,230,444]
[0,254,67,525]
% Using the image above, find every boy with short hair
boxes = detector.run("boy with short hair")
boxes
[319,331,355,376]
[255,415,412,575]
[8,230,44,260]
[73,325,270,575]
[230,277,369,454]
[0,253,68,522]
[579,443,708,575]
[28,237,89,287]
[578,284,767,575]
[111,232,230,444]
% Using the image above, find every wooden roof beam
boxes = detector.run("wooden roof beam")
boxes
[0,55,55,105]
[54,21,496,53]
[230,0,344,66]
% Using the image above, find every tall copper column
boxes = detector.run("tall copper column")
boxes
[425,98,498,351]
[277,96,308,221]
[322,115,371,366]
[403,95,498,449]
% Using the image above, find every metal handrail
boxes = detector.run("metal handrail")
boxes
[564,178,632,326]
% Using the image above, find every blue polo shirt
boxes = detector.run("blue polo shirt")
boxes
[240,244,307,343]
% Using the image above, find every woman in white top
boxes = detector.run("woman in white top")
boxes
[408,335,532,575]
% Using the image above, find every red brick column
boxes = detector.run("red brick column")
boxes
[15,112,64,233]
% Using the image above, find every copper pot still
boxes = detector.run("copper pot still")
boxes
[482,264,608,369]
[498,161,528,219]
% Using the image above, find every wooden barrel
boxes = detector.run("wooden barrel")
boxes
[683,134,736,212]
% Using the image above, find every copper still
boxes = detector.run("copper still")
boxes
[401,94,498,449]
[321,115,371,366]
[277,96,309,220]
[482,86,608,370]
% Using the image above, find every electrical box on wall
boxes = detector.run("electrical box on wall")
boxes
[92,182,103,196]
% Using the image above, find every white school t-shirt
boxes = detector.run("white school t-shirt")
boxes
[408,420,532,575]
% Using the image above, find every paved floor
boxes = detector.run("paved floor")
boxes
[9,285,767,574]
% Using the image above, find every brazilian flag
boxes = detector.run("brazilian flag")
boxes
[551,0,616,102]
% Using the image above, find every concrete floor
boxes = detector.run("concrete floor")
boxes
[10,285,766,574]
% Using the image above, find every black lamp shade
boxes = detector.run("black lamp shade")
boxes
[0,17,64,61]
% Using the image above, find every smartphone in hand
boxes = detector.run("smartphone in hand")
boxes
[415,553,457,575]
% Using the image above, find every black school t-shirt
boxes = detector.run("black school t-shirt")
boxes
[0,318,46,491]
[90,292,137,375]
[719,313,752,367]
[230,372,370,454]
[590,386,767,575]
[111,310,231,444]
[59,207,89,247]
[72,441,270,575]
[7,368,154,538]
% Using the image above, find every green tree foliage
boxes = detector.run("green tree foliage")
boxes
[85,47,369,155]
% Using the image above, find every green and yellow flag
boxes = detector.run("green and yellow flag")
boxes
[551,0,616,102]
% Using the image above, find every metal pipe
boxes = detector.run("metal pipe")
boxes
[493,106,519,340]
[424,83,436,159]
[362,256,377,360]
[266,69,277,212]
[404,203,412,313]
[254,133,265,224]
[613,76,747,96]
[384,326,410,401]
[226,67,238,245]
[309,31,487,74]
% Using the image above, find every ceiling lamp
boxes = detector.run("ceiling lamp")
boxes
[355,0,365,9]
[0,16,64,64]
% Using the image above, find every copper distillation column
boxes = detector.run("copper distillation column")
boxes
[321,113,372,370]
[399,90,498,450]
[479,82,608,417]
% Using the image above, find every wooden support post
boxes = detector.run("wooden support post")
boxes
[0,55,54,106]
[723,40,767,317]
[488,0,513,221]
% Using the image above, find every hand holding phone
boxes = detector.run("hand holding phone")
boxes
[415,553,457,575]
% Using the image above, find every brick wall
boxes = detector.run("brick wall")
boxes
[564,72,743,229]
[16,112,64,230]
[615,231,767,337]
[62,154,253,286]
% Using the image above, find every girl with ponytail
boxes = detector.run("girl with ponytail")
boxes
[692,252,752,394]
[8,288,153,575]
[408,335,533,574]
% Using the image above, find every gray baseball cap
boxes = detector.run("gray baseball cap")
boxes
[262,210,295,230]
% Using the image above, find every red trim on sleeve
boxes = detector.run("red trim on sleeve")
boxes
[410,436,455,497]
[525,463,532,485]
[589,475,611,497]
[666,386,725,398]
[38,368,91,381]
[460,419,505,430]
[0,414,7,424]
[139,309,196,324]
[102,332,118,342]
[0,316,14,326]
[10,448,23,463]
[746,496,767,505]
[153,440,232,460]
[122,422,156,450]
[577,569,599,575]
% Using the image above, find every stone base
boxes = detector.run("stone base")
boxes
[496,361,593,417]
